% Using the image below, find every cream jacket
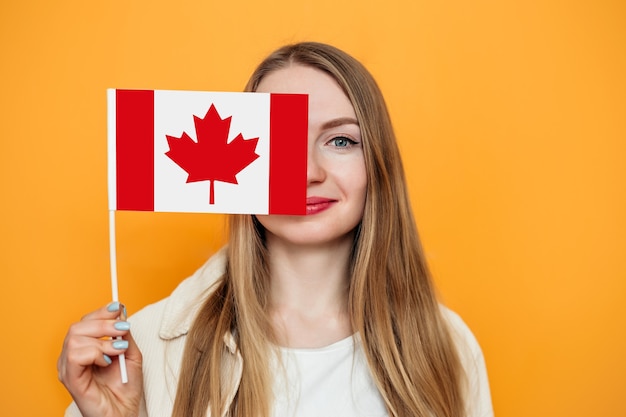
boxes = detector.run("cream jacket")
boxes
[65,249,493,417]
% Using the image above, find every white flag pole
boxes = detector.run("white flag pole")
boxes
[109,209,128,384]
[108,89,128,383]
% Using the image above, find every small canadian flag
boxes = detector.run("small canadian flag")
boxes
[108,89,308,215]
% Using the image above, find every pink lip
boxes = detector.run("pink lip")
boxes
[306,197,336,215]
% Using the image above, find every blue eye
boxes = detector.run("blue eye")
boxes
[329,136,357,147]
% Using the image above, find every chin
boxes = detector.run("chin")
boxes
[265,224,358,248]
[256,211,363,247]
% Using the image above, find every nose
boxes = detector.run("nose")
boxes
[307,146,326,184]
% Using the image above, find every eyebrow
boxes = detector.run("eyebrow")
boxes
[320,117,359,130]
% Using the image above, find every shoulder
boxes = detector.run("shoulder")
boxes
[439,305,494,417]
[439,306,482,359]
[130,247,228,342]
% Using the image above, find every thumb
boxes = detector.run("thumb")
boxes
[123,328,142,366]
[113,303,141,366]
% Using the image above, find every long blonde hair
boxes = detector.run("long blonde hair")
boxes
[172,42,465,417]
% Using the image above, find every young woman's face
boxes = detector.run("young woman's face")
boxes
[255,65,367,247]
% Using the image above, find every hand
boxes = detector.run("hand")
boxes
[58,302,143,417]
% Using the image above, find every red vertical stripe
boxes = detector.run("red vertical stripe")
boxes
[116,90,155,211]
[268,94,308,215]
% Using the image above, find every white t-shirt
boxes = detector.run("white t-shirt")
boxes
[271,335,389,417]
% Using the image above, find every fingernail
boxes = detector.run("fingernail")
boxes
[107,301,120,312]
[112,340,129,350]
[114,321,130,331]
[103,354,112,364]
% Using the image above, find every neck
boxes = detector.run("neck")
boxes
[266,233,354,348]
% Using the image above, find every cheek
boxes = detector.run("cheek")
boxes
[346,162,368,205]
[355,158,368,190]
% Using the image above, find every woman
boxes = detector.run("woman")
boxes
[58,42,493,417]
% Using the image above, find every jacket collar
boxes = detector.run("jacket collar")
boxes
[158,248,234,350]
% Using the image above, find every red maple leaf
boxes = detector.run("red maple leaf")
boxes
[165,104,260,205]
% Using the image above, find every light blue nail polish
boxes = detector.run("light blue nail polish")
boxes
[114,321,131,331]
[112,340,129,350]
[107,301,120,312]
[103,354,112,364]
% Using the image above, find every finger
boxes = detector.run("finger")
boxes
[59,333,128,377]
[58,349,118,400]
[80,301,127,322]
[65,332,137,359]
[68,302,130,340]
[65,318,131,340]
[94,331,143,365]
[59,342,109,382]
[60,333,129,376]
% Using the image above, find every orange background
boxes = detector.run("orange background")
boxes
[1,1,624,416]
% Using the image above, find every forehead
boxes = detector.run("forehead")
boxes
[255,65,357,125]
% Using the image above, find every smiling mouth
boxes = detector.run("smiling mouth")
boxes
[306,197,336,215]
